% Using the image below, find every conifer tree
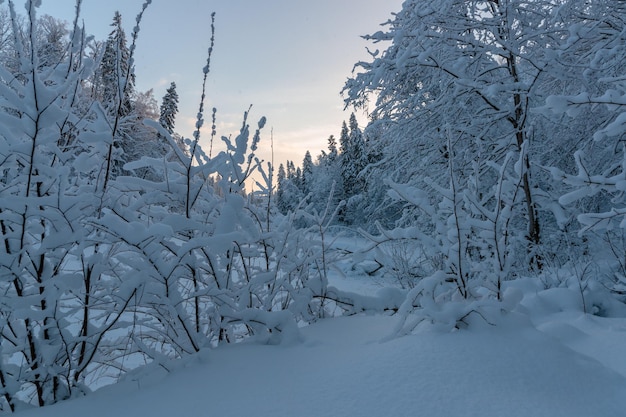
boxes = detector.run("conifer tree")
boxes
[339,120,350,156]
[277,161,304,213]
[96,11,134,117]
[348,113,367,190]
[339,120,351,194]
[302,150,314,195]
[295,167,303,190]
[340,114,367,202]
[159,81,179,134]
[327,134,338,164]
[276,163,287,213]
[287,160,296,180]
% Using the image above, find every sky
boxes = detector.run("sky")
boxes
[23,0,403,176]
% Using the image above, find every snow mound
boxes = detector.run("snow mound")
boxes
[14,314,626,417]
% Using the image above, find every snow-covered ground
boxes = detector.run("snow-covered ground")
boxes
[13,271,626,417]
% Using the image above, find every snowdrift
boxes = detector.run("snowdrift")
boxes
[14,311,626,417]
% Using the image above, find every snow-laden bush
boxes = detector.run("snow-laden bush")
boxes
[544,0,626,296]
[0,3,329,410]
[350,133,527,331]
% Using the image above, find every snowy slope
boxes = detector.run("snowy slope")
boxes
[13,310,626,417]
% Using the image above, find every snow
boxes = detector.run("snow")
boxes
[4,0,626,414]
[13,273,626,417]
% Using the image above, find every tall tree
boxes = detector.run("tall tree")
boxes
[95,11,134,117]
[327,134,338,163]
[338,120,349,157]
[35,15,68,68]
[276,162,287,213]
[338,119,353,198]
[347,113,367,193]
[343,0,585,261]
[302,150,314,195]
[159,81,179,134]
[547,1,626,231]
[276,160,304,213]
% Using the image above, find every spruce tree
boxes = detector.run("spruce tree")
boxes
[276,163,289,214]
[90,12,142,180]
[340,114,367,200]
[287,160,296,180]
[339,120,352,195]
[97,11,134,118]
[302,150,314,195]
[295,167,303,191]
[339,120,350,156]
[276,161,304,213]
[159,81,179,134]
[348,113,367,190]
[327,134,338,164]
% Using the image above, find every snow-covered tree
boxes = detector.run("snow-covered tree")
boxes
[343,0,599,266]
[276,160,306,214]
[546,1,626,282]
[327,134,338,163]
[0,1,133,408]
[94,11,134,117]
[339,114,368,223]
[310,135,344,217]
[338,119,356,204]
[35,14,68,68]
[276,162,288,212]
[342,114,366,196]
[159,81,179,134]
[302,150,314,195]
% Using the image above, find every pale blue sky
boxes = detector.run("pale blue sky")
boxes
[25,0,402,168]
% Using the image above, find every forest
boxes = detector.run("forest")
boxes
[0,0,625,413]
